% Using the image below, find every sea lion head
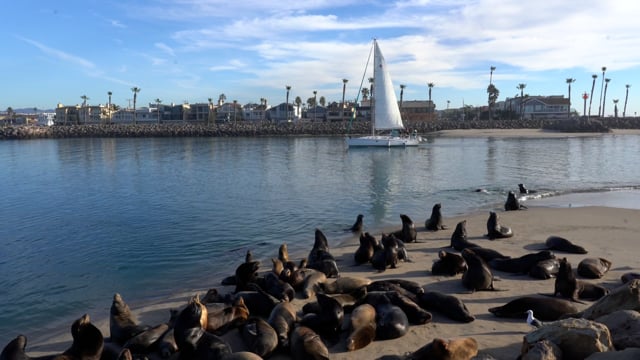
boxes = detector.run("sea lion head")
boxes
[279,243,289,262]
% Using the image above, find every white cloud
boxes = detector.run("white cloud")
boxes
[155,42,175,57]
[18,36,95,69]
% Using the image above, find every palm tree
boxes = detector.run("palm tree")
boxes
[80,95,90,124]
[207,97,213,125]
[107,91,113,123]
[517,83,526,119]
[218,93,226,105]
[295,96,302,120]
[233,100,238,123]
[566,78,575,119]
[588,74,597,118]
[319,96,326,108]
[487,84,499,120]
[361,87,369,101]
[341,79,348,122]
[285,85,291,122]
[313,90,317,121]
[427,83,434,113]
[155,98,162,124]
[602,78,611,117]
[623,84,631,117]
[6,107,14,125]
[131,87,141,124]
[490,66,496,84]
[489,66,496,119]
[598,66,607,117]
[613,99,619,118]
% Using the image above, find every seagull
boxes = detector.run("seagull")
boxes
[526,309,543,328]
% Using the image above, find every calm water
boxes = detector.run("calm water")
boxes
[1,134,640,344]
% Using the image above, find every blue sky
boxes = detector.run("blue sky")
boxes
[3,0,640,117]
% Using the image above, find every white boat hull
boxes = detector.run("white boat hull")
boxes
[346,135,421,147]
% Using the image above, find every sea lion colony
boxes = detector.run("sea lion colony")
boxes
[1,195,626,360]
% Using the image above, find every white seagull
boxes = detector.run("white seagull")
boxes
[526,309,543,328]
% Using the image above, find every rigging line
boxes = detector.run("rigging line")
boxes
[347,40,375,133]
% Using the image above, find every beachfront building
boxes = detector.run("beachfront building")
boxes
[216,102,243,123]
[38,112,56,126]
[400,100,436,122]
[54,103,109,125]
[243,103,268,122]
[325,101,355,122]
[265,102,300,122]
[505,95,571,119]
[111,108,155,123]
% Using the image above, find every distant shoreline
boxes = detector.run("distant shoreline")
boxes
[2,117,640,140]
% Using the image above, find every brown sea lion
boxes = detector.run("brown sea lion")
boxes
[488,296,578,321]
[418,291,475,323]
[461,248,502,292]
[307,229,340,278]
[425,203,448,231]
[320,276,371,294]
[392,214,417,243]
[271,258,284,277]
[220,352,264,360]
[346,304,376,351]
[178,327,232,360]
[173,295,208,351]
[485,211,514,239]
[354,232,378,264]
[367,278,424,296]
[567,279,640,320]
[406,337,479,360]
[61,314,104,360]
[299,293,344,337]
[234,260,261,292]
[263,271,295,302]
[529,258,561,279]
[467,246,511,263]
[110,293,149,345]
[123,309,177,354]
[449,220,480,251]
[505,190,527,210]
[205,297,249,335]
[382,233,410,262]
[519,183,536,194]
[545,235,588,254]
[552,257,582,303]
[431,250,467,276]
[240,317,278,358]
[489,250,555,274]
[302,269,326,299]
[577,281,610,301]
[385,290,432,325]
[370,234,398,271]
[577,257,612,279]
[621,272,640,284]
[290,326,329,360]
[348,214,364,233]
[267,301,297,349]
[1,335,30,360]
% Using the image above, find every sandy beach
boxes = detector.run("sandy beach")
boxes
[23,204,640,359]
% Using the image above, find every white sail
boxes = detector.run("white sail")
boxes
[345,39,422,147]
[372,39,405,130]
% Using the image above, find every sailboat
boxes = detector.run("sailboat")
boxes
[346,39,422,147]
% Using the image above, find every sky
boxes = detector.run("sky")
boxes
[3,0,640,117]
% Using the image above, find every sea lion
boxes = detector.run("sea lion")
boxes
[552,257,582,302]
[385,290,432,325]
[110,293,149,345]
[206,296,249,334]
[225,283,280,318]
[299,293,344,337]
[290,326,330,360]
[488,296,579,321]
[405,337,479,360]
[278,243,299,272]
[173,294,209,351]
[267,301,297,349]
[123,309,177,354]
[431,250,467,276]
[178,327,232,360]
[1,335,30,360]
[354,232,378,264]
[489,250,555,274]
[370,234,398,271]
[346,304,376,351]
[505,190,527,210]
[320,276,372,294]
[417,291,475,323]
[392,214,417,243]
[302,269,326,299]
[544,235,588,254]
[529,258,561,279]
[567,279,640,320]
[466,246,511,263]
[519,183,537,194]
[621,272,640,284]
[577,281,610,301]
[307,229,340,278]
[485,211,514,239]
[577,257,612,278]
[263,271,295,302]
[449,220,480,251]
[461,248,500,292]
[367,279,424,297]
[240,317,278,358]
[359,292,409,340]
[234,260,261,292]
[62,314,104,360]
[425,203,447,231]
[348,214,364,233]
[221,352,264,360]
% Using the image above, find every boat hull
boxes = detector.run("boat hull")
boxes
[346,135,421,147]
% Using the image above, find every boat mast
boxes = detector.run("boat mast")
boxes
[371,40,377,137]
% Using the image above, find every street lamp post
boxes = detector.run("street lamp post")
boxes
[313,90,317,121]
[566,78,575,119]
[582,92,588,118]
[285,85,291,122]
[341,79,348,122]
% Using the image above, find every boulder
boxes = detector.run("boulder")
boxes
[520,339,562,360]
[521,318,613,359]
[584,347,640,360]
[595,310,640,349]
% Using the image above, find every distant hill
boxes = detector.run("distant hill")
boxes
[5,108,55,114]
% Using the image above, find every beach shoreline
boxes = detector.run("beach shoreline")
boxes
[22,203,640,359]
